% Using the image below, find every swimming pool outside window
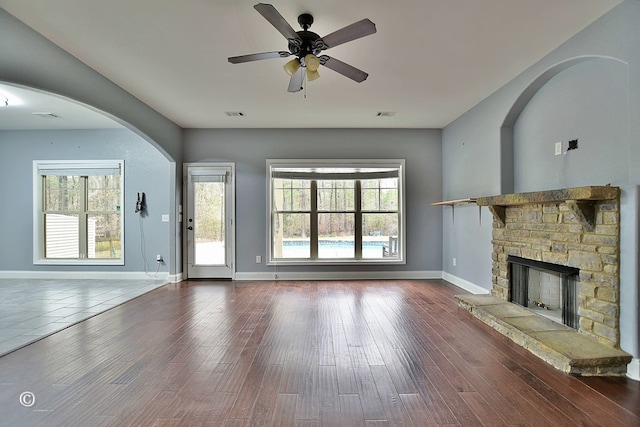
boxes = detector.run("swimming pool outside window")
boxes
[268,160,405,265]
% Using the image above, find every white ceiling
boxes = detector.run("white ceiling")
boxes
[0,0,623,130]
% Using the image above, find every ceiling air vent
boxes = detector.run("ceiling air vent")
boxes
[32,112,61,119]
[224,111,245,117]
[376,111,396,117]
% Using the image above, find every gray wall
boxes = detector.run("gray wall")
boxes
[442,0,640,368]
[0,8,184,275]
[513,58,629,191]
[184,128,443,276]
[0,129,172,274]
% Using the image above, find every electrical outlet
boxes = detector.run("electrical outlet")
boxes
[156,254,163,263]
[256,255,262,264]
[555,141,562,156]
[452,257,457,267]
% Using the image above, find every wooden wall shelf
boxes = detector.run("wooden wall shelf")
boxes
[431,198,477,206]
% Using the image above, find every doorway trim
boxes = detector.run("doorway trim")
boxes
[183,162,236,279]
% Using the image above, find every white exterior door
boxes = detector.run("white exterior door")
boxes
[185,163,235,279]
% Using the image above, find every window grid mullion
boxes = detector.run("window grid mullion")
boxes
[41,175,47,258]
[310,180,318,259]
[79,177,89,259]
[355,180,362,259]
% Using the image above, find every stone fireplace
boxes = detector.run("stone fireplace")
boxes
[456,186,632,375]
[479,186,621,346]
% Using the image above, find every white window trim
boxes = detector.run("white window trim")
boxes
[33,160,125,266]
[266,159,406,266]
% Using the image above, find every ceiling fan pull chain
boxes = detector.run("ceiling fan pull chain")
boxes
[303,73,308,98]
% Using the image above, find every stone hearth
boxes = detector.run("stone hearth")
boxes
[456,294,631,375]
[458,186,631,375]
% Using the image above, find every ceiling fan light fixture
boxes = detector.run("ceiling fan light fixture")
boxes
[304,54,320,72]
[307,69,320,81]
[283,58,300,76]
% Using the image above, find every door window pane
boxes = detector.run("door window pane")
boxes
[194,181,225,265]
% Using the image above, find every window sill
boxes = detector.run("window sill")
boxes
[34,259,125,266]
[268,258,405,267]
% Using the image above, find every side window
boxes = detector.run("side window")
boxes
[34,160,124,264]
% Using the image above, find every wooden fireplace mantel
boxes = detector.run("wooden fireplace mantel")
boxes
[475,185,619,231]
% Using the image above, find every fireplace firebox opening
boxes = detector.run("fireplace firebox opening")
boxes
[508,256,580,329]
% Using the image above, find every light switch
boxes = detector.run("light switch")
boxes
[555,141,562,156]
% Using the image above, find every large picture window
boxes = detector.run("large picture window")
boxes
[33,160,124,265]
[268,160,405,264]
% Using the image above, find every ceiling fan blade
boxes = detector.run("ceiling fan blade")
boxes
[317,19,376,50]
[319,56,368,83]
[254,3,301,41]
[228,51,290,64]
[287,67,304,92]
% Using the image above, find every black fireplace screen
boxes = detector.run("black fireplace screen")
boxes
[510,262,528,307]
[563,275,579,329]
[508,256,580,329]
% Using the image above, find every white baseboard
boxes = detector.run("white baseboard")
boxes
[234,270,442,281]
[168,272,184,283]
[0,269,491,296]
[1,269,443,283]
[0,270,171,281]
[442,272,491,295]
[627,358,640,381]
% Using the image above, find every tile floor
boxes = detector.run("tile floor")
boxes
[0,278,167,357]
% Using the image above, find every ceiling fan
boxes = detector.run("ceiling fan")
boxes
[228,3,376,93]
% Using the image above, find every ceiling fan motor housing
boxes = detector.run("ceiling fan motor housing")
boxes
[288,13,324,60]
[289,31,321,57]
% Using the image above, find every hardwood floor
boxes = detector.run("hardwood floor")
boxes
[0,279,638,426]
